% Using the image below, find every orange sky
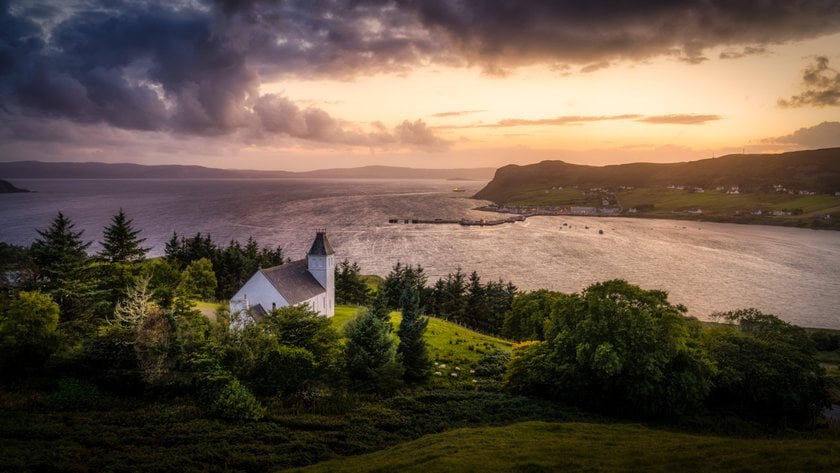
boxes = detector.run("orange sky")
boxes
[1,1,839,171]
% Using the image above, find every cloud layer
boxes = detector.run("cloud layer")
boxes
[1,0,838,156]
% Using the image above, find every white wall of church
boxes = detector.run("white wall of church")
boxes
[229,271,289,322]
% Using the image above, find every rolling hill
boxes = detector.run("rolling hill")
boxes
[474,148,840,203]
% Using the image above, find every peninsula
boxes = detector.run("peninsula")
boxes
[474,148,840,229]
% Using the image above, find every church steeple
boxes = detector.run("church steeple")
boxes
[307,230,335,316]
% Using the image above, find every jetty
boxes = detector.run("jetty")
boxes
[388,215,526,227]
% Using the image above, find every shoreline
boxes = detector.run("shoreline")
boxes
[473,205,840,231]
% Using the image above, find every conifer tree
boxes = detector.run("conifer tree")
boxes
[99,209,148,262]
[368,291,391,329]
[397,285,430,383]
[344,309,403,392]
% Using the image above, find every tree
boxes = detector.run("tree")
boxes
[98,209,149,263]
[344,309,403,393]
[262,305,341,366]
[705,309,830,426]
[335,259,370,305]
[177,258,217,300]
[397,285,430,383]
[0,291,59,378]
[368,290,392,328]
[505,280,714,417]
[382,262,428,310]
[29,212,94,318]
[501,290,565,341]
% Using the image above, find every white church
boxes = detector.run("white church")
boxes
[229,231,335,327]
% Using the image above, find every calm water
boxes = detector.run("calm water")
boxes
[2,178,839,329]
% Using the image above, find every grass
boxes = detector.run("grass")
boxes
[331,305,512,367]
[193,300,224,322]
[286,420,840,473]
[616,189,840,218]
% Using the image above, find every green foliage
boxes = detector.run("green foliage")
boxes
[381,262,428,310]
[335,259,370,305]
[165,233,286,299]
[76,327,143,392]
[140,257,182,307]
[29,212,97,320]
[506,280,714,417]
[427,269,517,336]
[0,291,60,378]
[0,242,36,292]
[263,305,341,364]
[397,285,431,383]
[46,378,107,410]
[344,309,404,393]
[178,257,217,300]
[501,289,565,341]
[98,209,148,263]
[473,348,510,380]
[252,345,316,396]
[706,309,830,426]
[209,378,265,421]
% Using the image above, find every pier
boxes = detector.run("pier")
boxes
[388,215,527,226]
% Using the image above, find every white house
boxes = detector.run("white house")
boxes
[229,231,335,327]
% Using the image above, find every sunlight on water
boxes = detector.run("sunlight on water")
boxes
[2,178,839,328]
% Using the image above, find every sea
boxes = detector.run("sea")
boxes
[2,178,839,329]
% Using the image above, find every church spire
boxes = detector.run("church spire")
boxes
[308,229,334,256]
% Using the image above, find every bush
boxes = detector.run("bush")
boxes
[473,348,510,380]
[252,345,316,396]
[46,378,107,410]
[209,378,265,421]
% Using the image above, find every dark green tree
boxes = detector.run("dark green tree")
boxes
[98,209,149,262]
[382,262,428,309]
[368,290,392,328]
[397,285,430,383]
[705,308,830,426]
[29,212,95,319]
[344,309,403,393]
[177,258,217,300]
[335,259,370,305]
[263,305,341,365]
[501,290,565,341]
[505,280,714,417]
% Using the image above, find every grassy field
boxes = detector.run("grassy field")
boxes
[331,305,512,366]
[287,420,840,473]
[616,189,840,218]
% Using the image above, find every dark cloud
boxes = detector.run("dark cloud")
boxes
[719,45,768,60]
[1,0,839,148]
[778,56,840,107]
[765,121,840,148]
[637,114,722,125]
[404,0,840,69]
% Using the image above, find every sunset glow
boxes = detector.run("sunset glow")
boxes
[1,1,839,170]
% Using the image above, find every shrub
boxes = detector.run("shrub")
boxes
[47,378,107,410]
[209,378,265,421]
[473,348,510,380]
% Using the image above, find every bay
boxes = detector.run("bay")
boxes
[2,178,839,329]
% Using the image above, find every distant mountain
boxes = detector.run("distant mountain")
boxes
[474,148,840,203]
[0,161,495,180]
[0,179,29,193]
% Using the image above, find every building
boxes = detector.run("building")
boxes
[229,231,335,327]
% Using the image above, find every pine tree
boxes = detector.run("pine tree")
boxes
[30,212,94,318]
[397,285,430,383]
[344,309,403,392]
[99,209,149,262]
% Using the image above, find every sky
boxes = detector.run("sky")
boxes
[1,0,839,171]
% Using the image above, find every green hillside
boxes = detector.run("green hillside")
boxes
[473,148,840,228]
[332,306,512,368]
[286,421,840,473]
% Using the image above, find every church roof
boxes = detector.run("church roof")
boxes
[308,231,334,256]
[259,259,325,305]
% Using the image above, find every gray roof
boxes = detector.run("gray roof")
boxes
[259,259,325,305]
[249,303,268,323]
[308,231,335,256]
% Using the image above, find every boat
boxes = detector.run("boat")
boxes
[452,187,466,192]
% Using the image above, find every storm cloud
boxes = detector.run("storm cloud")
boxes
[1,0,839,148]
